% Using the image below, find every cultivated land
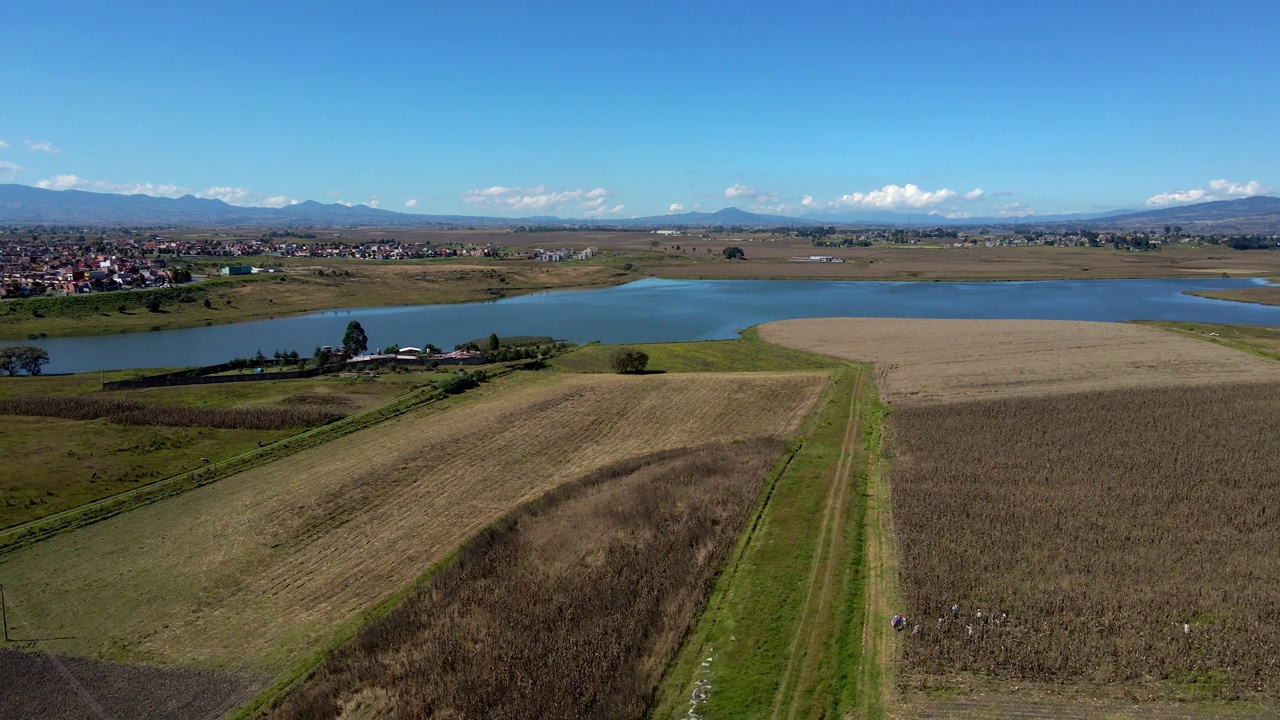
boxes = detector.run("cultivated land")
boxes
[0,371,424,528]
[759,317,1280,405]
[551,328,843,374]
[270,440,785,720]
[763,317,1280,717]
[0,370,823,684]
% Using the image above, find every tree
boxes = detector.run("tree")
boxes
[423,342,442,354]
[610,347,649,374]
[313,346,334,368]
[488,333,501,353]
[145,296,163,313]
[4,346,50,376]
[0,347,18,376]
[342,321,368,357]
[723,246,745,259]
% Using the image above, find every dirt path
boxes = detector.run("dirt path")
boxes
[771,371,868,720]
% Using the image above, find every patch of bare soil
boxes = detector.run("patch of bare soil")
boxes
[0,648,262,720]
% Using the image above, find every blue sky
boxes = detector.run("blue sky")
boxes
[3,1,1278,219]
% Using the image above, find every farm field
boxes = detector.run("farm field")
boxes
[1136,320,1280,360]
[759,317,1280,405]
[0,370,425,528]
[890,383,1280,705]
[762,317,1280,717]
[269,440,785,720]
[0,369,824,687]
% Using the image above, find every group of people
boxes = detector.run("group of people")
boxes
[892,604,1009,638]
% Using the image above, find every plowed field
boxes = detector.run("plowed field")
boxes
[759,318,1280,405]
[0,370,823,677]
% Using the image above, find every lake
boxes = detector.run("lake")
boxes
[33,277,1280,374]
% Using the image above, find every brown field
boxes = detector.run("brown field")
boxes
[762,318,1280,716]
[270,440,784,720]
[759,318,1280,405]
[0,370,822,676]
[0,648,261,720]
[889,383,1280,702]
[0,395,343,429]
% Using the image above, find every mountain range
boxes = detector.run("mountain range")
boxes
[1,183,1277,231]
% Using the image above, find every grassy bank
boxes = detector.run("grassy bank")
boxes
[1135,320,1280,361]
[552,327,844,374]
[0,259,633,339]
[654,364,884,718]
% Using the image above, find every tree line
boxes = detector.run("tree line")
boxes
[0,346,51,376]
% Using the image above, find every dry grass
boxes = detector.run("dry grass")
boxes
[0,395,343,429]
[0,370,823,675]
[269,440,784,720]
[1190,283,1280,306]
[889,383,1280,702]
[759,318,1280,405]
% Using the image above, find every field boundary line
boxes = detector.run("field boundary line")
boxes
[0,368,522,556]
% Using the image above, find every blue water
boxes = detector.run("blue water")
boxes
[33,277,1280,374]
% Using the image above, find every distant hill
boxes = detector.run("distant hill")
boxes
[3,184,1276,231]
[1066,196,1280,231]
[620,207,819,226]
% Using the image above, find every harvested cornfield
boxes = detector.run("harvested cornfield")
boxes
[0,648,262,720]
[0,371,823,675]
[889,382,1280,700]
[271,440,784,720]
[759,318,1280,405]
[0,395,343,429]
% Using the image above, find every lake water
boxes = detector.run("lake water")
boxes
[32,277,1280,375]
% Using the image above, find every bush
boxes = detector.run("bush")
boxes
[610,347,649,374]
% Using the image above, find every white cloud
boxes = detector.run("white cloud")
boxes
[0,160,23,176]
[1145,179,1272,207]
[461,184,620,216]
[668,203,685,213]
[723,183,779,203]
[326,189,343,196]
[35,174,88,190]
[25,140,59,154]
[196,186,251,204]
[336,201,353,207]
[404,199,418,208]
[262,195,298,208]
[800,183,985,212]
[994,202,1036,217]
[0,140,9,149]
[943,211,973,219]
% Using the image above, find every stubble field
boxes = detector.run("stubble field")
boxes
[0,370,823,681]
[270,440,786,720]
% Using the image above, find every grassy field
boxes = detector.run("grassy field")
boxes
[552,328,843,374]
[1136,320,1280,361]
[0,371,430,528]
[269,440,786,720]
[0,258,632,339]
[654,365,883,719]
[0,369,823,680]
[1188,283,1280,307]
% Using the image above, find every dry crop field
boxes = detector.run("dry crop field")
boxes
[759,317,1280,405]
[270,440,784,720]
[889,383,1280,700]
[0,370,822,687]
[763,317,1280,716]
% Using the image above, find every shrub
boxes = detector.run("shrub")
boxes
[610,347,649,374]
